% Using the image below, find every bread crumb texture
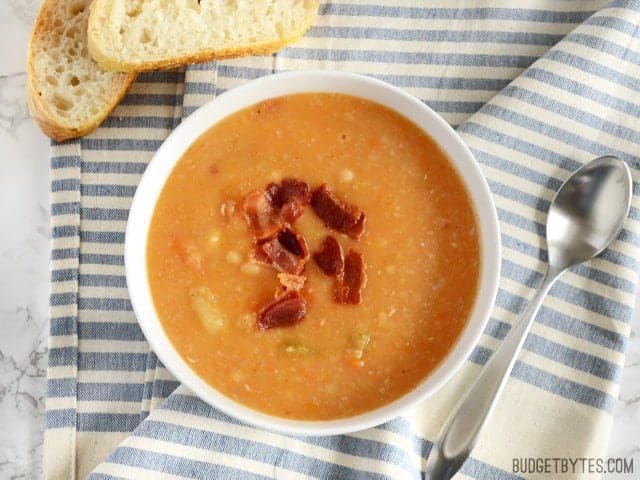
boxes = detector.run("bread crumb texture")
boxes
[27,0,135,141]
[88,0,319,71]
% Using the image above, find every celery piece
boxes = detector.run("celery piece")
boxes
[349,333,371,359]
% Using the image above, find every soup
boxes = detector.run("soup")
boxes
[147,93,480,420]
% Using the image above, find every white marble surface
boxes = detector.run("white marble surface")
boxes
[0,2,638,479]
[0,1,50,478]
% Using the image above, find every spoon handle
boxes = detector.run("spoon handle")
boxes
[426,269,560,479]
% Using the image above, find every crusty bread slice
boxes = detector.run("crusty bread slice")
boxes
[87,0,319,72]
[27,0,136,142]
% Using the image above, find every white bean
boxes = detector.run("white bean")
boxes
[226,251,241,264]
[340,168,354,182]
[240,262,261,275]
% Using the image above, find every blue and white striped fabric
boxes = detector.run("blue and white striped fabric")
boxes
[46,1,640,478]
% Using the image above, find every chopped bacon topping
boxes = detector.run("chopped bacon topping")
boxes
[282,178,311,204]
[280,198,305,224]
[313,236,344,276]
[259,228,309,275]
[267,179,311,209]
[257,291,308,331]
[242,190,281,240]
[264,183,280,207]
[277,228,308,257]
[334,249,367,305]
[277,273,306,292]
[250,246,270,265]
[241,178,367,327]
[242,179,310,239]
[310,184,366,240]
[346,212,367,240]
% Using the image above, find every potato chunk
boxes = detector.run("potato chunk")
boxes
[189,286,225,334]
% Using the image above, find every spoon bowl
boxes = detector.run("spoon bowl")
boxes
[547,156,632,272]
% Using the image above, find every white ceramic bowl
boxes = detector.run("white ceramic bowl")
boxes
[125,71,501,436]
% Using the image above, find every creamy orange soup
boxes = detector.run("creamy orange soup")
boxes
[147,93,480,420]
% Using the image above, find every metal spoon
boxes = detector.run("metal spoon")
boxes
[425,156,632,479]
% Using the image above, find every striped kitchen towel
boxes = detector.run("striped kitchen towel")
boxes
[46,1,640,479]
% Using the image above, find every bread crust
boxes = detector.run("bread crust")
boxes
[88,0,319,72]
[26,68,136,143]
[26,0,137,142]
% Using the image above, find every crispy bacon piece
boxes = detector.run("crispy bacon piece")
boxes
[277,228,308,257]
[242,190,281,240]
[267,179,311,209]
[280,198,305,224]
[250,247,270,265]
[346,213,367,240]
[310,184,366,240]
[260,228,309,275]
[334,249,367,305]
[313,236,344,276]
[244,179,310,238]
[277,273,306,292]
[264,183,280,207]
[257,291,307,330]
[282,178,311,204]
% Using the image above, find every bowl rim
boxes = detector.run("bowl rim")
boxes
[125,70,501,436]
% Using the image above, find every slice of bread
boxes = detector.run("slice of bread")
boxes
[87,0,319,72]
[27,0,136,142]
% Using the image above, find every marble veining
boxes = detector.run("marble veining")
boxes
[0,1,638,478]
[0,2,50,478]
